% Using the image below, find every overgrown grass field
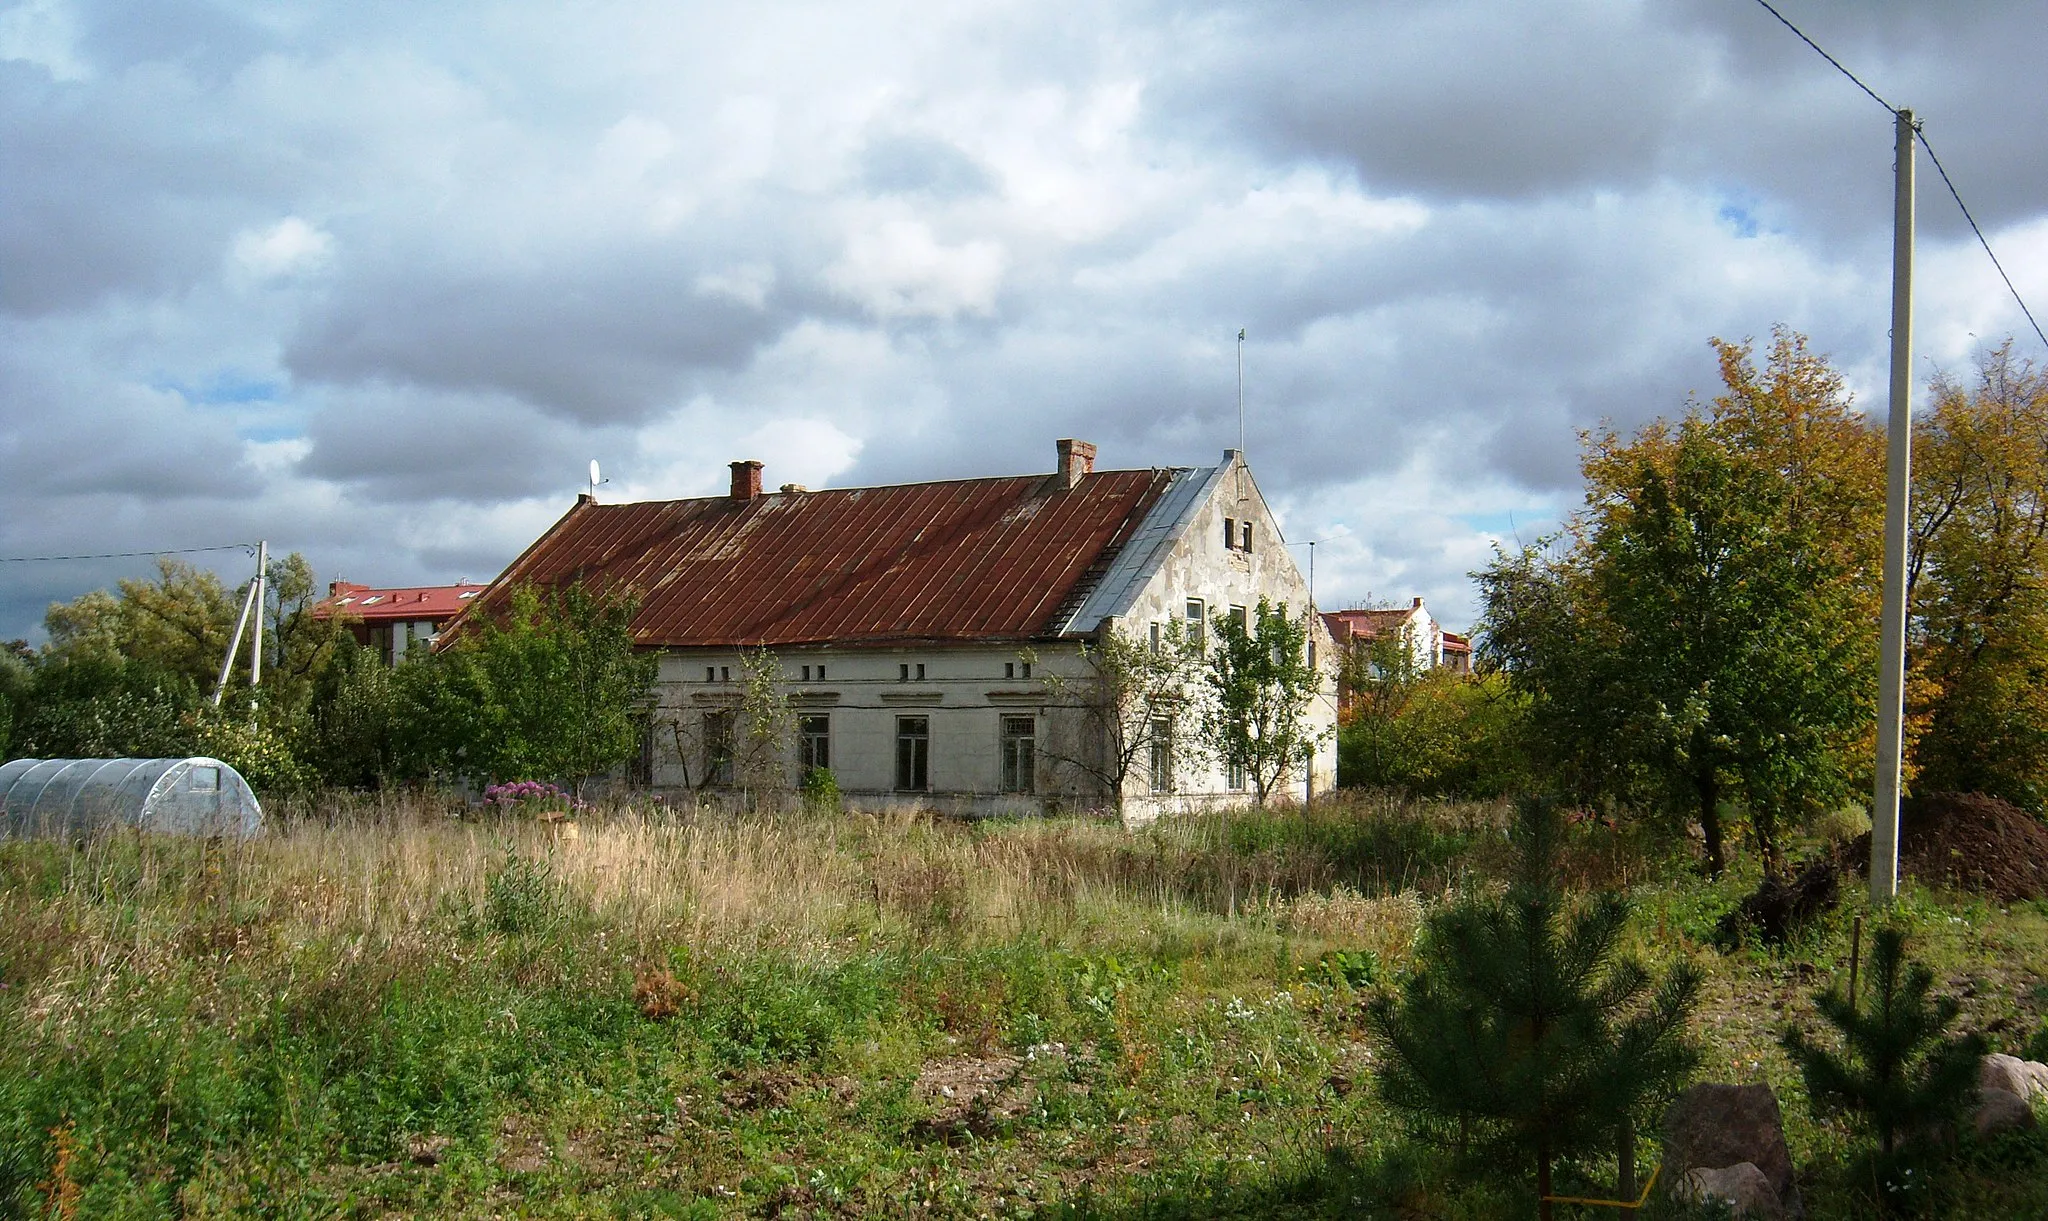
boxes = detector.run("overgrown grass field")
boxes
[1,793,2043,1218]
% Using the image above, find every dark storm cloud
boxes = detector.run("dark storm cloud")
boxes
[286,245,806,426]
[298,385,610,500]
[1157,0,2048,245]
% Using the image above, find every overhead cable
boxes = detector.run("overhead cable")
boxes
[0,543,257,564]
[1750,0,2045,352]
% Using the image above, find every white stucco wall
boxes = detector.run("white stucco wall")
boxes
[646,642,1104,814]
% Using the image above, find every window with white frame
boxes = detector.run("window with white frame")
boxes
[1148,719,1173,793]
[896,716,930,791]
[800,714,830,773]
[1000,715,1035,794]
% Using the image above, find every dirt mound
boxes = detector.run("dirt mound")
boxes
[1848,792,2048,903]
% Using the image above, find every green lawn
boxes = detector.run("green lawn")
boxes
[0,793,2042,1218]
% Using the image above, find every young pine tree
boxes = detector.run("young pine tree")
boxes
[1368,799,1702,1221]
[1781,926,1987,1157]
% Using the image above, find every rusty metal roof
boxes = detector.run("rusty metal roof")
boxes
[470,469,1180,647]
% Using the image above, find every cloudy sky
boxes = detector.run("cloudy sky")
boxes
[4,0,2045,641]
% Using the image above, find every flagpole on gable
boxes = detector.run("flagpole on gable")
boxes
[1236,328,1246,455]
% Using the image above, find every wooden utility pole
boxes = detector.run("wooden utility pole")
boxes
[1871,108,1916,904]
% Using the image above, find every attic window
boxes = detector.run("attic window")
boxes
[1240,521,1253,550]
[706,666,716,683]
[1005,662,1014,679]
[459,590,479,599]
[802,665,812,681]
[1223,517,1236,549]
[1149,622,1161,653]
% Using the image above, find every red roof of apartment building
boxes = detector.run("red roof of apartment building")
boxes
[468,457,1177,649]
[314,581,489,623]
[1321,600,1426,645]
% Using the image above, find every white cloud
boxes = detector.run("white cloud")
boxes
[825,218,1007,320]
[230,217,334,281]
[0,0,90,82]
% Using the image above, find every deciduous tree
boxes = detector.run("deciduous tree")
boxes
[1041,619,1204,810]
[1908,342,2048,810]
[1478,331,1880,876]
[1202,598,1325,806]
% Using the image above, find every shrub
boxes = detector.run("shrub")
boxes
[484,852,564,937]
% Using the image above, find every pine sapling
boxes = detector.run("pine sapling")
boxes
[1368,798,1701,1220]
[1781,925,1986,1156]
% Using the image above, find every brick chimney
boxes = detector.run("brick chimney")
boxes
[730,459,764,501]
[1056,438,1096,489]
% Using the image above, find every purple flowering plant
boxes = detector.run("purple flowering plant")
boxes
[482,780,581,816]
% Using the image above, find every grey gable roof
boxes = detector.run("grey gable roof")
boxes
[1055,461,1230,635]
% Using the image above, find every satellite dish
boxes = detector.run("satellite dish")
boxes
[589,459,602,486]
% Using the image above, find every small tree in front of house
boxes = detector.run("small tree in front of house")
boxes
[731,647,795,804]
[1041,619,1205,810]
[1369,798,1703,1221]
[1201,598,1325,805]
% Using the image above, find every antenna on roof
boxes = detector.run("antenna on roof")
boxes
[587,459,610,502]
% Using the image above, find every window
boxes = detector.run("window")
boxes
[1226,755,1247,792]
[1241,520,1253,550]
[801,664,812,681]
[896,716,930,791]
[1020,661,1031,679]
[1149,622,1161,653]
[1308,639,1317,669]
[721,666,731,682]
[817,664,826,680]
[800,714,831,773]
[1004,662,1014,679]
[704,710,735,786]
[1223,517,1236,549]
[1229,604,1248,635]
[189,766,220,792]
[1185,598,1206,651]
[900,663,910,681]
[706,666,716,683]
[1001,715,1036,794]
[1148,719,1173,793]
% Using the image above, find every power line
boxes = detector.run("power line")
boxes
[1917,132,2048,352]
[1750,0,1893,112]
[1750,0,2046,353]
[0,543,257,564]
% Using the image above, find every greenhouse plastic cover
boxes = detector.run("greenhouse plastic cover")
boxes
[0,757,264,838]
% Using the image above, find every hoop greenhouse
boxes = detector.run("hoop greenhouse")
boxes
[0,757,264,838]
